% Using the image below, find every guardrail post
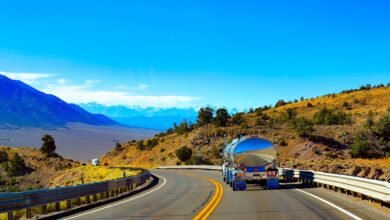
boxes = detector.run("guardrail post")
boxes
[7,211,14,220]
[86,195,91,204]
[106,191,110,198]
[55,201,60,211]
[66,200,72,209]
[76,198,81,206]
[42,204,48,214]
[26,208,32,218]
[93,193,98,202]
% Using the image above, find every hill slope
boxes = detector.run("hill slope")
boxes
[0,74,118,127]
[102,85,390,180]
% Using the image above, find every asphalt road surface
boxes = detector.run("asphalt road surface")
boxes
[62,170,389,220]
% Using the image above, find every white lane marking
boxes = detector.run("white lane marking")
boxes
[63,174,167,220]
[288,186,362,220]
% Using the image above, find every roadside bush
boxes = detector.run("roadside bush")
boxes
[115,143,123,151]
[364,110,375,130]
[374,113,390,141]
[5,153,27,177]
[293,117,314,137]
[185,155,213,165]
[307,102,314,107]
[136,140,146,150]
[313,108,352,125]
[274,99,287,108]
[173,120,193,135]
[175,146,192,162]
[231,112,245,125]
[0,150,8,163]
[145,138,159,150]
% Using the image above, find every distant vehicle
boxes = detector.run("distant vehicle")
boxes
[221,135,279,191]
[92,159,100,166]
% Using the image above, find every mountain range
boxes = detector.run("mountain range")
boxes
[79,103,198,130]
[0,74,157,161]
[0,74,118,128]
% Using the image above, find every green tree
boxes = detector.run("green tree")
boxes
[364,110,375,130]
[313,108,351,125]
[374,113,390,140]
[174,120,192,134]
[293,117,314,137]
[6,153,26,176]
[351,132,371,158]
[40,134,57,157]
[214,108,230,127]
[231,112,245,125]
[275,99,287,108]
[136,140,145,150]
[0,150,8,163]
[197,107,214,126]
[175,146,192,162]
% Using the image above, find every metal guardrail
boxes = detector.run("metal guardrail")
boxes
[0,170,151,219]
[158,165,389,204]
[279,168,390,204]
[158,165,222,171]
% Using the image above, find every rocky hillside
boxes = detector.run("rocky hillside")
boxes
[102,85,390,180]
[0,146,80,192]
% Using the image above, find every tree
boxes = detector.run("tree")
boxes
[231,112,245,125]
[275,99,287,108]
[174,120,192,134]
[0,150,8,163]
[214,108,230,127]
[40,134,57,157]
[293,117,314,137]
[175,146,192,162]
[197,107,214,126]
[115,143,123,151]
[364,110,375,130]
[351,132,371,158]
[313,108,351,125]
[374,113,390,140]
[136,140,145,150]
[6,153,26,176]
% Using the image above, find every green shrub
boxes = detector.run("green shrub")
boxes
[0,150,8,163]
[313,108,352,125]
[136,140,145,150]
[374,113,390,140]
[364,110,375,130]
[274,99,287,108]
[175,146,192,162]
[231,112,245,125]
[5,153,27,177]
[293,117,314,137]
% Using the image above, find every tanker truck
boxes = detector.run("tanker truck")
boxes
[222,135,279,191]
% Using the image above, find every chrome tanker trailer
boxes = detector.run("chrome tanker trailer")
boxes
[222,135,279,190]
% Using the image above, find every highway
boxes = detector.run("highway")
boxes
[62,170,389,220]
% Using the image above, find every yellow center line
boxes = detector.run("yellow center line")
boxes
[193,177,224,220]
[171,171,224,220]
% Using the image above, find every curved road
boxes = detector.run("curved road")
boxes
[62,170,389,220]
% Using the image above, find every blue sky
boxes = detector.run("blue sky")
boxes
[1,1,389,109]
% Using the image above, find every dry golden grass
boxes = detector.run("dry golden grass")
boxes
[49,165,141,187]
